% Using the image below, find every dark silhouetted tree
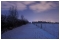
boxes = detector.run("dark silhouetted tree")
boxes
[1,5,29,34]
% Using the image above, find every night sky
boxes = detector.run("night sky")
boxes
[1,1,59,22]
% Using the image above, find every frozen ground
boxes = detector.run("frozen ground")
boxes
[1,23,58,39]
[34,23,59,38]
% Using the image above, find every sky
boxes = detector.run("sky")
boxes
[1,1,59,22]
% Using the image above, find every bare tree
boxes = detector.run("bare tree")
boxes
[9,6,18,19]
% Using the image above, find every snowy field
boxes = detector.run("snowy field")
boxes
[1,23,59,39]
[34,23,59,38]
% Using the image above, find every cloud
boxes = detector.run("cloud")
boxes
[1,1,27,11]
[29,1,58,12]
[16,2,27,10]
[1,1,11,10]
[22,1,35,5]
[1,1,36,11]
[1,1,58,12]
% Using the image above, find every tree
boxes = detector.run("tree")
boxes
[1,14,7,34]
[21,15,24,20]
[6,6,18,29]
[1,5,29,34]
[9,6,18,19]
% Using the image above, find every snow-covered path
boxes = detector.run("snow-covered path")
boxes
[1,23,57,39]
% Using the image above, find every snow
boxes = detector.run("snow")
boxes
[34,23,59,38]
[1,23,58,39]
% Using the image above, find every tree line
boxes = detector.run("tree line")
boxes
[1,6,29,34]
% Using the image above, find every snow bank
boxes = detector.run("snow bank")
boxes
[34,23,59,38]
